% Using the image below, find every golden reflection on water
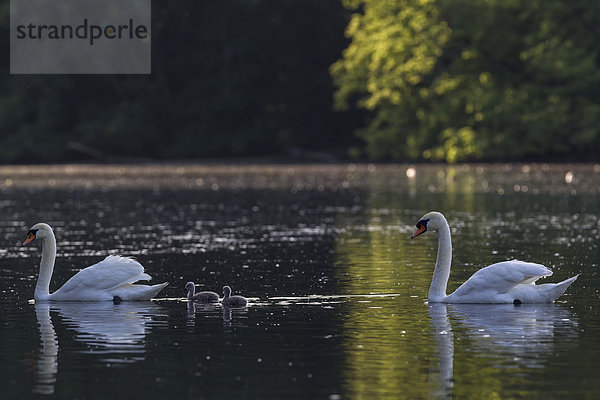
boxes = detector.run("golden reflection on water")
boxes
[331,173,582,399]
[334,198,442,398]
[338,298,441,399]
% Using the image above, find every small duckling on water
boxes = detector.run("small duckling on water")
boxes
[222,285,247,307]
[185,282,219,303]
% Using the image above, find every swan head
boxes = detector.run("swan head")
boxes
[223,285,232,297]
[23,223,53,245]
[185,281,196,299]
[411,211,446,239]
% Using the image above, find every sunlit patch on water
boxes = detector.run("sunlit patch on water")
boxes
[267,293,399,306]
[163,293,400,307]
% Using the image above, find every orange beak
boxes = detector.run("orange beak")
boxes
[23,232,36,246]
[411,225,427,239]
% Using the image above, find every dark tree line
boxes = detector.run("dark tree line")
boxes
[1,1,599,163]
[0,1,358,163]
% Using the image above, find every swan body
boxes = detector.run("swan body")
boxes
[24,223,168,301]
[411,212,579,304]
[222,285,247,307]
[185,281,219,303]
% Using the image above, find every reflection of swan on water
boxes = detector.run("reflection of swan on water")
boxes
[448,303,577,366]
[32,303,58,395]
[428,304,453,399]
[222,305,249,326]
[50,302,165,354]
[186,301,221,327]
[428,303,578,398]
[185,299,248,326]
[30,301,166,393]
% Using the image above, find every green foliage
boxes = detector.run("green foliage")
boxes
[1,1,598,163]
[331,0,600,162]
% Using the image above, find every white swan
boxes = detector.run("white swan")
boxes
[411,211,579,303]
[23,223,168,301]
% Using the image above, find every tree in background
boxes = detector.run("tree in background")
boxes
[331,0,600,162]
[0,1,355,163]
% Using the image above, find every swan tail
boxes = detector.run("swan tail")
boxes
[549,274,579,300]
[112,282,168,301]
[518,274,580,303]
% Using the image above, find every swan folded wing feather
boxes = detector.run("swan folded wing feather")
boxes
[52,256,152,298]
[450,260,552,298]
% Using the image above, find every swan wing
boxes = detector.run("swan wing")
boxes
[448,260,552,301]
[50,255,154,300]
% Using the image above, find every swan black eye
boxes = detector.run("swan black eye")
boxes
[416,219,429,230]
[23,228,40,245]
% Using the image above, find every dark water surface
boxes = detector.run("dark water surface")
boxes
[1,164,599,399]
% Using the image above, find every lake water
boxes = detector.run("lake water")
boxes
[1,163,599,399]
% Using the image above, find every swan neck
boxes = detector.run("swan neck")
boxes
[429,222,452,302]
[35,234,57,300]
[187,286,195,300]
